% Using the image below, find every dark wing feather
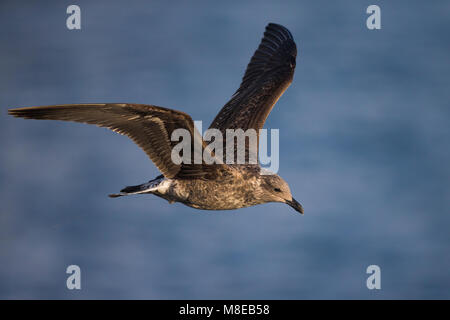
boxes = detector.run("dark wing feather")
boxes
[8,103,211,178]
[209,23,297,161]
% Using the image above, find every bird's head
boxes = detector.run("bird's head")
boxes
[260,173,303,214]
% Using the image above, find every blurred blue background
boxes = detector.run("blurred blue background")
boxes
[1,0,449,299]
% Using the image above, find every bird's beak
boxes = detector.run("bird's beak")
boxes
[286,198,304,214]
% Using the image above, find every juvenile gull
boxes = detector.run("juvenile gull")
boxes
[8,23,304,214]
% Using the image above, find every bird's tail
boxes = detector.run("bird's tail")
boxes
[108,175,164,198]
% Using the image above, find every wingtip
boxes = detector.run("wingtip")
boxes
[8,107,37,119]
[266,22,288,31]
[265,22,293,40]
[8,106,34,115]
[267,22,283,28]
[8,108,23,118]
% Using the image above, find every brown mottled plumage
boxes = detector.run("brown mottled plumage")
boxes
[8,23,304,214]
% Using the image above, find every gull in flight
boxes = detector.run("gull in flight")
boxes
[9,23,303,214]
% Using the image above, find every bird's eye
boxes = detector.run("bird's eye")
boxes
[274,188,281,192]
[289,56,296,68]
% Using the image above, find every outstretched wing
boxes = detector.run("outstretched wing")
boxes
[8,103,210,178]
[209,23,297,162]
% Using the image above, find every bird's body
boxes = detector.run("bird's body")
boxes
[131,166,272,211]
[8,23,304,214]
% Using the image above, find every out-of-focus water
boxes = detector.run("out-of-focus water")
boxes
[1,0,449,299]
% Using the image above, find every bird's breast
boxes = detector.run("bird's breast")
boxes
[173,174,263,210]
